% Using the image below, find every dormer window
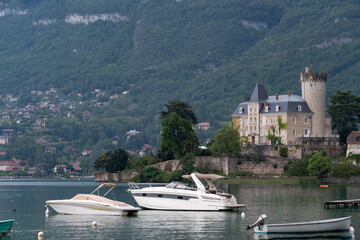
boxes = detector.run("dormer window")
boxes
[297,105,302,112]
[265,106,269,112]
[276,105,280,112]
[239,107,243,113]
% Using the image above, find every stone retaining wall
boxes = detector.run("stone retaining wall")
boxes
[325,176,360,184]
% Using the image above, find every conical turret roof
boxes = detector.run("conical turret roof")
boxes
[248,83,268,103]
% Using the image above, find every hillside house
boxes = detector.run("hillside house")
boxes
[197,122,211,130]
[346,131,360,157]
[82,149,92,156]
[0,158,23,172]
[53,165,69,173]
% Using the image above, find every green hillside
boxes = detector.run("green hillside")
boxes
[0,0,359,166]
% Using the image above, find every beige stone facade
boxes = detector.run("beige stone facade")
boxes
[232,67,335,145]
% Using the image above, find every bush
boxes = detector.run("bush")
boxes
[198,148,212,156]
[279,147,288,157]
[136,166,184,183]
[307,152,332,179]
[288,156,310,176]
[252,153,263,164]
[331,163,360,178]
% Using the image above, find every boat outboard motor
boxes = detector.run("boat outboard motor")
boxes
[246,214,267,231]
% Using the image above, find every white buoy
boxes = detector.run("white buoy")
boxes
[45,206,50,215]
[37,231,44,239]
[241,212,246,217]
[349,226,355,233]
[92,220,97,227]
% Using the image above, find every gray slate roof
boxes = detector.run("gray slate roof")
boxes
[232,84,313,116]
[259,94,312,114]
[248,83,268,103]
[231,102,248,116]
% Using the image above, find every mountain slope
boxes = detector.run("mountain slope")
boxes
[0,0,359,157]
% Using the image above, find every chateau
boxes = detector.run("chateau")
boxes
[232,67,334,145]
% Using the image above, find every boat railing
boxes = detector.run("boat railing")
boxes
[128,182,140,190]
[128,182,154,190]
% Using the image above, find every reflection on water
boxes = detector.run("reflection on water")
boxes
[254,232,355,240]
[1,180,360,239]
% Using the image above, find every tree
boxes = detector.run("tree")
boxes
[327,90,360,144]
[180,153,196,174]
[160,101,198,125]
[94,149,129,173]
[307,152,332,179]
[94,152,111,172]
[209,125,241,157]
[159,112,200,160]
[108,148,129,173]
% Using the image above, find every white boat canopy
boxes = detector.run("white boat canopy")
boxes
[182,173,228,180]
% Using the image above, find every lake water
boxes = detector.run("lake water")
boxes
[0,179,359,239]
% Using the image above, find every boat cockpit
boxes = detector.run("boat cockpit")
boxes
[165,181,196,191]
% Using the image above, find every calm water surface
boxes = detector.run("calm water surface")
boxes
[0,179,359,240]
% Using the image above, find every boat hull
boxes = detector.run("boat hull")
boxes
[254,216,351,234]
[0,219,14,237]
[130,188,243,211]
[46,200,139,216]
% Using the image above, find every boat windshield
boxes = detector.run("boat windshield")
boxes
[166,181,196,190]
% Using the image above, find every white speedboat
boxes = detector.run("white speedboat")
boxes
[45,183,140,216]
[247,214,352,234]
[128,173,245,211]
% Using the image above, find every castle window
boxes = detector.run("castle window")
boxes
[358,145,360,150]
[350,145,354,150]
[245,131,248,136]
[276,105,280,111]
[276,118,278,124]
[297,105,302,112]
[304,117,308,124]
[266,118,268,124]
[260,129,263,136]
[281,139,285,143]
[270,119,273,124]
[292,117,296,124]
[254,117,257,123]
[254,126,257,132]
[245,119,248,125]
[281,130,284,136]
[239,108,243,113]
[304,129,308,136]
[310,83,313,88]
[250,108,252,113]
[275,130,279,135]
[250,117,252,123]
[240,131,243,137]
[292,129,296,135]
[254,108,257,112]
[239,119,242,125]
[250,126,252,132]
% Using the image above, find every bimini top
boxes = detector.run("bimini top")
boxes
[182,173,228,180]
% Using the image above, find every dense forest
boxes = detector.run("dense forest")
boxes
[0,0,359,168]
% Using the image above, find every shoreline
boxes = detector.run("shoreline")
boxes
[221,176,360,184]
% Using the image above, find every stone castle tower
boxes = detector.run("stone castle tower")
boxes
[300,66,327,136]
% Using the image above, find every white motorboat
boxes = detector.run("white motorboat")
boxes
[128,173,245,211]
[247,214,352,234]
[45,183,140,216]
